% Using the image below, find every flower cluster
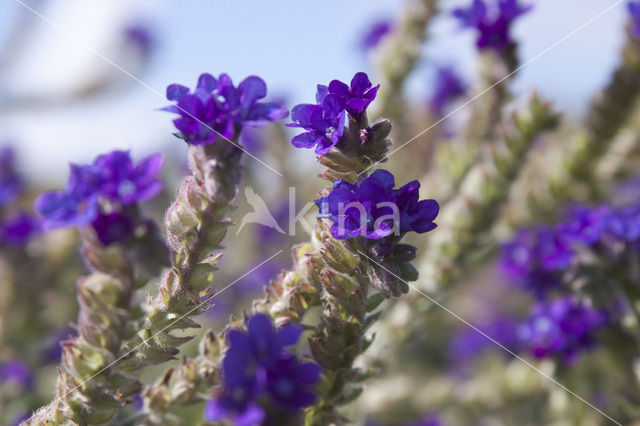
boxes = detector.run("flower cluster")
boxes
[204,314,320,425]
[35,150,163,245]
[503,203,640,297]
[315,169,439,240]
[162,73,288,145]
[453,0,532,52]
[517,296,608,362]
[430,66,467,116]
[501,226,572,298]
[502,202,640,361]
[287,72,379,154]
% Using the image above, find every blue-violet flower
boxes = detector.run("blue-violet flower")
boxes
[163,73,288,145]
[203,314,320,425]
[316,169,439,240]
[35,150,163,244]
[453,0,532,52]
[0,360,33,391]
[360,19,392,52]
[501,227,572,298]
[287,91,346,155]
[518,296,608,363]
[325,72,379,120]
[430,66,467,116]
[0,211,40,246]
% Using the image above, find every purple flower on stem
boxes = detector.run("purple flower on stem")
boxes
[35,150,163,245]
[92,150,164,205]
[204,314,320,424]
[325,72,380,120]
[360,19,392,52]
[629,1,640,38]
[0,360,33,391]
[0,211,40,246]
[287,93,346,155]
[287,72,379,154]
[429,66,467,116]
[518,296,608,363]
[316,170,438,240]
[0,147,22,208]
[163,73,288,145]
[453,0,532,52]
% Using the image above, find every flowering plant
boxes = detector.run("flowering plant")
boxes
[3,1,640,425]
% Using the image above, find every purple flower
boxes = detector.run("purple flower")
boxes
[91,211,137,246]
[163,73,288,145]
[91,150,164,205]
[0,360,33,391]
[287,72,379,154]
[394,179,440,234]
[227,314,303,368]
[0,147,22,208]
[35,151,163,244]
[265,354,320,411]
[325,72,380,120]
[453,0,532,52]
[360,19,392,52]
[429,66,467,115]
[124,22,153,55]
[0,211,40,246]
[556,205,612,246]
[501,227,572,298]
[205,314,320,424]
[316,170,438,240]
[518,296,608,363]
[629,1,640,38]
[287,94,346,155]
[555,203,640,246]
[606,204,640,242]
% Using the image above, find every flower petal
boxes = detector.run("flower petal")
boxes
[166,84,189,101]
[350,72,372,95]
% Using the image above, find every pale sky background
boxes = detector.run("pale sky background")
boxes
[0,0,628,181]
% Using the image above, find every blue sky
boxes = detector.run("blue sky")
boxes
[0,0,628,179]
